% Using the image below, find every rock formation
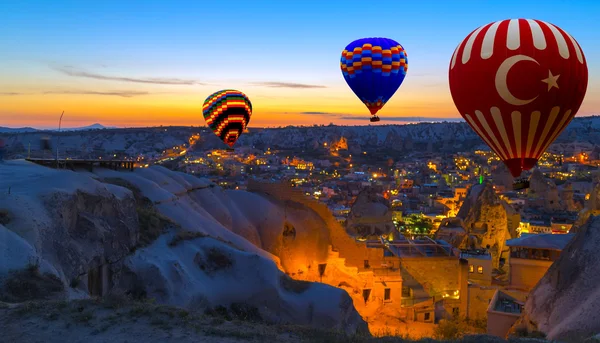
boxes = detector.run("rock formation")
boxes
[345,187,394,239]
[345,137,362,155]
[331,136,348,151]
[404,136,414,150]
[559,183,578,212]
[0,160,367,334]
[509,216,600,341]
[435,217,467,248]
[572,178,600,231]
[527,169,561,211]
[0,163,139,291]
[229,192,332,272]
[383,131,403,151]
[457,182,510,268]
[491,163,514,190]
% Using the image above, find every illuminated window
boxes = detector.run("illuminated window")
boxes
[477,266,483,274]
[469,264,474,273]
[384,288,391,301]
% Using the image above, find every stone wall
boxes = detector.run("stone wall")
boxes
[509,258,553,292]
[468,285,497,320]
[465,257,493,286]
[401,257,461,296]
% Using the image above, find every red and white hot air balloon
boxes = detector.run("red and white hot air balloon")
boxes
[449,19,588,182]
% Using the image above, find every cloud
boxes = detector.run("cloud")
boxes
[339,116,464,122]
[52,66,202,85]
[43,90,150,98]
[299,111,344,117]
[0,89,167,97]
[250,82,326,89]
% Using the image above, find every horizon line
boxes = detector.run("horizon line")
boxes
[3,113,600,131]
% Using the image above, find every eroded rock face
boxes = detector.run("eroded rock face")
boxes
[227,191,331,273]
[114,235,369,335]
[0,161,140,299]
[510,216,600,341]
[491,163,513,190]
[527,169,561,211]
[457,182,510,268]
[331,136,348,151]
[346,188,394,239]
[383,131,403,151]
[0,162,368,335]
[435,217,467,248]
[40,190,139,283]
[574,180,600,231]
[560,183,579,212]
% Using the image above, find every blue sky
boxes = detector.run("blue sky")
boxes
[0,0,598,128]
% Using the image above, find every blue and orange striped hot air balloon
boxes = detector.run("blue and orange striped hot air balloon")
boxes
[203,89,252,148]
[341,37,408,122]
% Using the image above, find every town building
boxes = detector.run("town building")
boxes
[505,233,574,292]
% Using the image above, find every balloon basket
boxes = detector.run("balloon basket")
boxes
[513,178,530,191]
[370,116,380,123]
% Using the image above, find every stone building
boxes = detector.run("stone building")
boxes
[505,233,574,292]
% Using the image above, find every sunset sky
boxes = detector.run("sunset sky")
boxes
[1,0,599,128]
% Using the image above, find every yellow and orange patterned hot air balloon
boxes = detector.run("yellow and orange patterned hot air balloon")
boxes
[202,89,252,148]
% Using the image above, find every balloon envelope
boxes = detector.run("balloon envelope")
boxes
[203,90,252,148]
[341,37,408,116]
[449,19,588,177]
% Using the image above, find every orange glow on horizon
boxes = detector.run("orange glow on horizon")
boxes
[0,88,461,128]
[2,76,598,128]
[4,82,593,128]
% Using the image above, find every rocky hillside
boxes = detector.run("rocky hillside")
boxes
[4,115,600,156]
[511,215,600,341]
[0,126,197,158]
[0,160,366,334]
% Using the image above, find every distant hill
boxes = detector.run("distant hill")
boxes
[1,115,600,155]
[0,127,38,133]
[0,123,115,133]
[59,123,116,132]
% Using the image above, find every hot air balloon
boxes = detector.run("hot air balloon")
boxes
[449,19,588,189]
[203,89,252,149]
[341,38,408,122]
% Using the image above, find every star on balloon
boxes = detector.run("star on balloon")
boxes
[542,70,560,91]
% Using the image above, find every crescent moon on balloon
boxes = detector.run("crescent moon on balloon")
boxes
[495,54,539,106]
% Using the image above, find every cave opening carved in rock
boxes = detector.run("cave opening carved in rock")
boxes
[282,222,296,242]
[88,264,112,297]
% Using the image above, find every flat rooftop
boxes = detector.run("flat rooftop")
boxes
[364,236,459,258]
[493,296,523,314]
[488,289,527,316]
[460,249,492,260]
[506,233,575,250]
